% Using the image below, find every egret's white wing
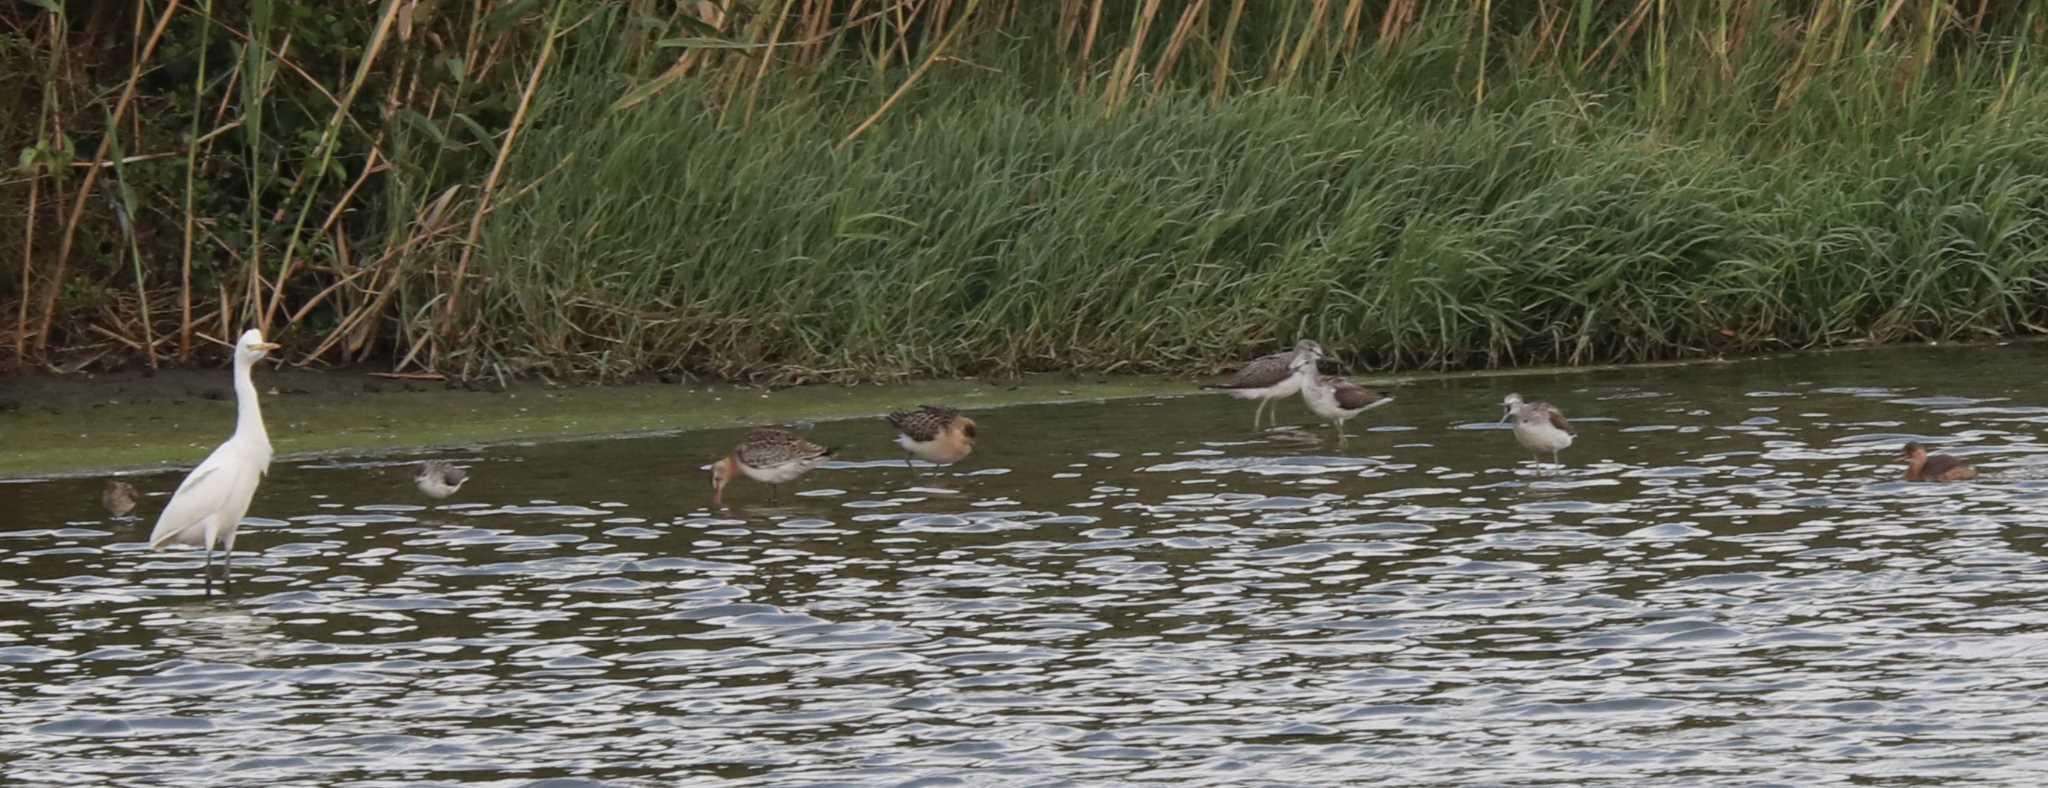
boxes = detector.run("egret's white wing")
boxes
[149,443,257,549]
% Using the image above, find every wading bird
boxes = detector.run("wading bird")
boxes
[1202,339,1324,430]
[148,329,280,595]
[887,405,976,473]
[1501,392,1576,473]
[415,460,470,499]
[710,428,835,506]
[1900,442,1976,482]
[102,480,139,518]
[1290,349,1392,444]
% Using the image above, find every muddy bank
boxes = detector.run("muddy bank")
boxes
[0,366,1183,479]
[12,339,1982,480]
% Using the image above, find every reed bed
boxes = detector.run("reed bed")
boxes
[6,1,2047,381]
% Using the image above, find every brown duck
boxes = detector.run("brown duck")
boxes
[1900,442,1976,482]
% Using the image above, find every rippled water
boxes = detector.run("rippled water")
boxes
[10,345,2048,785]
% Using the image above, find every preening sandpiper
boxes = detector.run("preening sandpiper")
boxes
[415,460,470,499]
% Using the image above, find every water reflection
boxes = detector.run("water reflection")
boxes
[7,345,2048,783]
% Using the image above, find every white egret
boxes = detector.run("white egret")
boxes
[148,329,280,594]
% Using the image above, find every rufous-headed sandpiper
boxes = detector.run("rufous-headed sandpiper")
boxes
[711,428,836,506]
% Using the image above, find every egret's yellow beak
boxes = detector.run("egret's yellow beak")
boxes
[255,342,282,351]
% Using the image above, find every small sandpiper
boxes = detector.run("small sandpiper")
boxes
[711,427,836,506]
[1900,442,1976,482]
[102,479,139,518]
[887,404,976,473]
[415,460,470,499]
[1289,347,1392,443]
[1501,393,1577,472]
[1202,339,1324,430]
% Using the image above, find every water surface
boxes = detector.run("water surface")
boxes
[8,345,2048,784]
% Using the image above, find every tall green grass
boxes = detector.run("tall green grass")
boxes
[464,17,2048,380]
[9,1,2048,381]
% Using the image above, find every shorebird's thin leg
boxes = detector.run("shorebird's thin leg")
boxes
[203,549,214,596]
[1253,399,1268,430]
[904,453,919,476]
[222,549,235,591]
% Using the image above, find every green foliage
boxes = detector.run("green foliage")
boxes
[470,60,2048,381]
[7,0,2048,380]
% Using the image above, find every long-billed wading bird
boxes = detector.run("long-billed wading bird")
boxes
[887,405,976,474]
[1290,349,1393,444]
[1202,339,1324,430]
[415,460,470,499]
[1900,442,1976,482]
[103,479,139,518]
[1501,392,1576,473]
[148,329,281,595]
[710,428,836,507]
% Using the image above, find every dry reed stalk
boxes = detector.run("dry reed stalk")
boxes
[1777,0,1837,110]
[1378,0,1418,52]
[1281,0,1334,90]
[1914,0,1950,94]
[1152,0,1209,92]
[307,201,449,363]
[1058,0,1083,50]
[1214,0,1247,104]
[934,0,957,43]
[1585,0,1653,76]
[1079,0,1105,73]
[1475,0,1492,103]
[439,0,566,333]
[1105,0,1164,113]
[742,0,798,130]
[260,0,406,335]
[179,0,220,362]
[17,174,40,362]
[1340,0,1366,53]
[39,0,180,356]
[1871,0,1913,50]
[840,0,985,149]
[798,0,828,67]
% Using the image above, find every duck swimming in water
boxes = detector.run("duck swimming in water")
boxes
[1900,442,1976,482]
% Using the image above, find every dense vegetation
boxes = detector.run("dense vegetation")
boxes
[6,1,2047,383]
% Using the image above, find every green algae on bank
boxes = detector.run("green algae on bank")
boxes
[18,339,1994,480]
[0,370,1185,480]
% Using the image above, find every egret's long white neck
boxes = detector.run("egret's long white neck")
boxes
[232,355,267,444]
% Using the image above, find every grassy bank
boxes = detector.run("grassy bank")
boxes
[7,2,2048,381]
